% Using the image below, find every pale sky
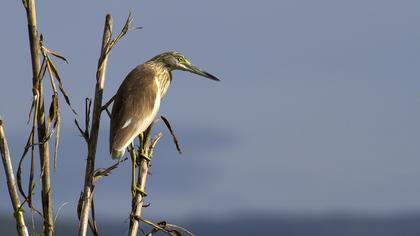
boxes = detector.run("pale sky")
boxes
[1,0,420,223]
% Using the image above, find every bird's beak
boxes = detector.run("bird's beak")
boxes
[182,63,220,81]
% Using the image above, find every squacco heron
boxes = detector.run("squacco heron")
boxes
[109,51,219,159]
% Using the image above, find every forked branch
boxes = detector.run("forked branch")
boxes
[128,117,190,236]
[78,13,133,236]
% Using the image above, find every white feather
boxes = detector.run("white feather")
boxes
[121,118,132,129]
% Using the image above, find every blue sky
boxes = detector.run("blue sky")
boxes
[1,0,420,223]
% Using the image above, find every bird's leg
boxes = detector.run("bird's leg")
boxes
[139,152,151,163]
[132,132,149,198]
[134,186,148,197]
[128,143,137,198]
[136,133,151,166]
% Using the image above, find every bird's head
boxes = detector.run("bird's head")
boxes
[148,51,220,81]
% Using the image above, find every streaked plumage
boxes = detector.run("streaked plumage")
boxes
[110,51,219,159]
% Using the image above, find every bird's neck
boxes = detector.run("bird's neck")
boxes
[158,71,172,98]
[146,61,172,98]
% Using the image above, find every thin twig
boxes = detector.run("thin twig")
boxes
[137,218,194,236]
[138,218,177,236]
[101,95,115,111]
[160,116,182,154]
[74,98,91,142]
[93,157,128,183]
[54,201,70,224]
[165,223,195,236]
[105,107,112,118]
[0,118,29,236]
[89,199,99,236]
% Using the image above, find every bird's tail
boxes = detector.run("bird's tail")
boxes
[111,149,125,160]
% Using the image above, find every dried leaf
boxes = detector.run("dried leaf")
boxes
[43,46,68,63]
[27,93,39,208]
[17,131,32,200]
[48,94,59,129]
[36,54,48,87]
[45,93,61,170]
[27,95,36,124]
[54,111,61,171]
[77,192,83,220]
[47,58,77,114]
[28,129,36,208]
[85,98,91,137]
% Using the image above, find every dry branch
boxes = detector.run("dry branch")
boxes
[22,0,53,234]
[78,13,132,236]
[127,117,192,236]
[0,118,29,236]
[160,115,181,154]
[78,14,113,236]
[128,127,160,236]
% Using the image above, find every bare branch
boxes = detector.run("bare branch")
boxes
[129,124,161,236]
[106,13,133,55]
[148,132,162,157]
[160,116,182,154]
[93,157,128,183]
[128,136,151,235]
[105,107,112,118]
[137,218,194,236]
[0,118,29,236]
[101,95,115,111]
[79,13,132,236]
[74,119,88,142]
[41,45,68,63]
[165,223,195,236]
[85,98,92,135]
[78,14,113,236]
[128,116,193,235]
[22,0,54,234]
[74,98,92,142]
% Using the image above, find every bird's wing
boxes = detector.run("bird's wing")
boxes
[109,65,159,153]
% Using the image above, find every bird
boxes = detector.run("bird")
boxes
[109,51,219,159]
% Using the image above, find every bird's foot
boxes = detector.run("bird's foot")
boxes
[139,152,151,162]
[134,186,148,197]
